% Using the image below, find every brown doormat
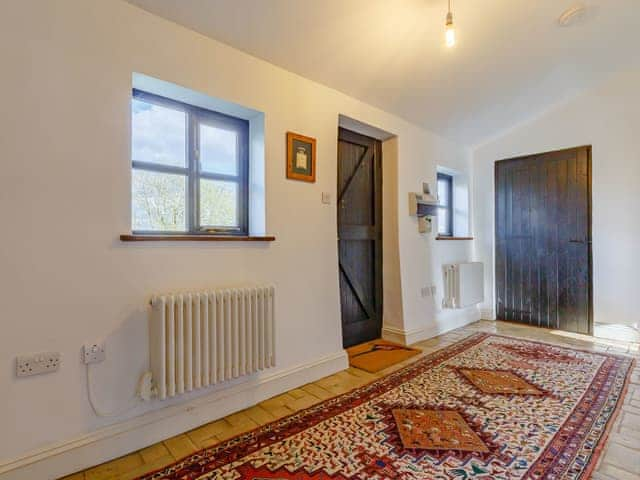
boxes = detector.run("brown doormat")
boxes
[347,339,421,372]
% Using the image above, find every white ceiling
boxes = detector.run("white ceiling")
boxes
[126,0,640,145]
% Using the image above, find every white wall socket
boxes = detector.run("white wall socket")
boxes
[16,352,61,377]
[421,285,437,298]
[82,343,106,364]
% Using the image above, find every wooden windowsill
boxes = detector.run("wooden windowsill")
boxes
[435,236,474,241]
[120,234,276,242]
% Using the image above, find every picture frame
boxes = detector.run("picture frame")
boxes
[286,131,316,183]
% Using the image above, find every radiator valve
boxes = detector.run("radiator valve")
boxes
[137,371,156,401]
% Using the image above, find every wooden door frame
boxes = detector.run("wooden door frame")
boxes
[493,145,593,335]
[337,127,383,347]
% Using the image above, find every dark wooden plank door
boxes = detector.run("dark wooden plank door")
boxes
[495,146,592,335]
[337,128,383,348]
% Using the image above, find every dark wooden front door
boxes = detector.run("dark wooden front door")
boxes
[337,128,383,348]
[495,146,592,335]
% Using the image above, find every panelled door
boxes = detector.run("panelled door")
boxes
[337,128,383,348]
[495,146,592,335]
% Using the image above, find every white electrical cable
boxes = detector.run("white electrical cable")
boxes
[86,364,141,418]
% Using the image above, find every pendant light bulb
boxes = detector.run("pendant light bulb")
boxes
[445,1,455,47]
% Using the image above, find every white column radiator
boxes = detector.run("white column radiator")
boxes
[443,263,484,309]
[150,286,275,400]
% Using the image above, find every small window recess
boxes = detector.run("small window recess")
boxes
[121,73,271,242]
[435,167,473,240]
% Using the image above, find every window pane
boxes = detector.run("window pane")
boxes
[200,179,238,227]
[132,98,186,167]
[200,124,238,175]
[438,207,450,235]
[438,178,450,206]
[132,169,186,231]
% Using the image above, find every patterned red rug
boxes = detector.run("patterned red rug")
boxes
[138,333,634,480]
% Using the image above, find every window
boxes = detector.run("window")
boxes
[131,89,249,235]
[437,172,453,236]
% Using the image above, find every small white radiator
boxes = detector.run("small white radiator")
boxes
[150,286,275,400]
[443,263,484,309]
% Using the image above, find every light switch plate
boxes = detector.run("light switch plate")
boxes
[321,192,331,204]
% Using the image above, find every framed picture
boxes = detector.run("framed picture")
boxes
[286,131,316,182]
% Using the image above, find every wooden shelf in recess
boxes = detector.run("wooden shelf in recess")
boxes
[435,236,474,241]
[120,234,276,242]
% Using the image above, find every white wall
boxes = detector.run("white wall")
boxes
[473,70,640,326]
[422,150,477,338]
[385,137,477,344]
[382,138,405,330]
[0,0,475,476]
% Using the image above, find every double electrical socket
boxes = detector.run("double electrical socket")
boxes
[16,352,61,377]
[15,343,106,377]
[421,285,437,298]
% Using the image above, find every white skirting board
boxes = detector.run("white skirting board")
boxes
[382,308,480,346]
[480,308,496,320]
[0,351,348,480]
